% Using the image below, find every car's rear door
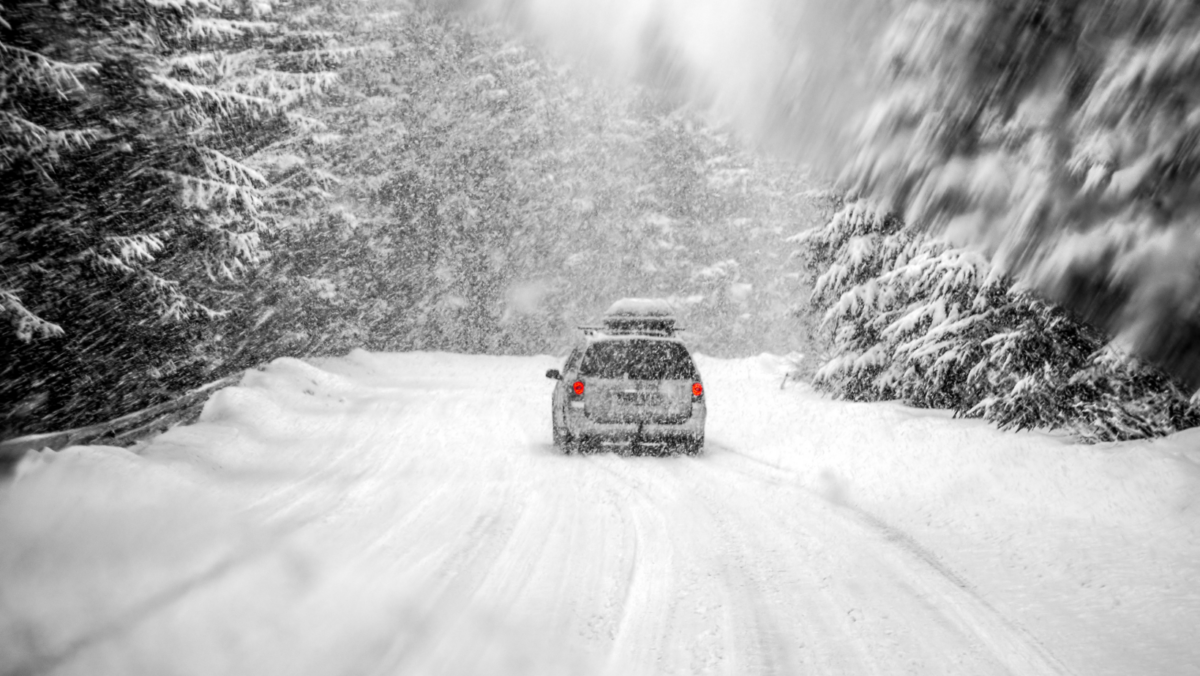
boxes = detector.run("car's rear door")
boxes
[580,339,696,424]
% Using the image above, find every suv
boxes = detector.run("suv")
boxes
[545,299,706,455]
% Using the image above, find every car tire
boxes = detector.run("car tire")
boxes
[573,434,594,454]
[552,415,572,454]
[682,435,704,456]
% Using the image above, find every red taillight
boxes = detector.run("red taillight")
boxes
[572,380,585,396]
[692,382,703,398]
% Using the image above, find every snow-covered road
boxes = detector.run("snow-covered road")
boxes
[3,352,1199,675]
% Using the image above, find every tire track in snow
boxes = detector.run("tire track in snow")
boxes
[356,387,550,674]
[839,502,1072,676]
[579,455,677,676]
[634,453,870,676]
[582,453,806,675]
[701,442,1071,676]
[363,495,531,673]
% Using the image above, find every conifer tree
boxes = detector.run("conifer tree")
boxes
[1,0,339,433]
[796,199,1200,442]
[843,0,1200,389]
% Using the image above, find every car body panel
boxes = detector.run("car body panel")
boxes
[549,328,705,452]
[584,379,692,424]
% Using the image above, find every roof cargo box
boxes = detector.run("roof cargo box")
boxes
[604,298,675,319]
[599,298,679,336]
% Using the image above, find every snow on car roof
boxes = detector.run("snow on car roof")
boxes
[603,298,676,319]
[584,332,683,344]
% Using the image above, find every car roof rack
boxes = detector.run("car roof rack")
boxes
[579,318,685,338]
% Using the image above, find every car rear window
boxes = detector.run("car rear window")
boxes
[579,340,698,380]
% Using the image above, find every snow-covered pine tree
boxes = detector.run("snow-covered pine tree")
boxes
[1,0,341,433]
[843,0,1200,391]
[795,200,1200,442]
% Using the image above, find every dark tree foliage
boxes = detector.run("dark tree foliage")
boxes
[845,0,1200,390]
[2,0,818,438]
[795,199,1200,442]
[1,0,336,436]
[221,1,817,369]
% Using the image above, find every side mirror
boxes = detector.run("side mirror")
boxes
[545,369,562,380]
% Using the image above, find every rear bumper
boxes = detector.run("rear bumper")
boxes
[565,404,705,442]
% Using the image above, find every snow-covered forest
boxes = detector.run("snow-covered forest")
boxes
[1,0,822,439]
[4,1,1200,674]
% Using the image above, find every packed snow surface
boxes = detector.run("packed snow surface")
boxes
[3,351,1199,675]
